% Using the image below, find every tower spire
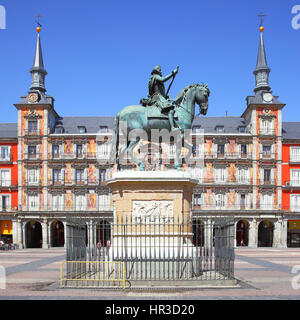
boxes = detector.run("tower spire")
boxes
[30,17,47,93]
[253,14,271,93]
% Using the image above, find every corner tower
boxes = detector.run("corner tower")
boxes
[242,21,286,248]
[14,25,60,248]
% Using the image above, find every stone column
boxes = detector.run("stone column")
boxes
[87,220,94,249]
[63,221,67,248]
[16,219,24,249]
[234,221,237,248]
[204,218,212,248]
[42,219,50,249]
[22,220,26,249]
[273,218,287,248]
[248,218,258,248]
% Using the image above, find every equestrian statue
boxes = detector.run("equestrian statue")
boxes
[110,65,210,171]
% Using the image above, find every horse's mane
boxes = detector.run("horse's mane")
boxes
[174,83,210,103]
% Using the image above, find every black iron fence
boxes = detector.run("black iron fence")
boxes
[63,216,235,288]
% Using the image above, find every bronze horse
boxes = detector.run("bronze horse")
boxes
[110,83,210,170]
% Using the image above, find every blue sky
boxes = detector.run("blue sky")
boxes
[0,0,299,123]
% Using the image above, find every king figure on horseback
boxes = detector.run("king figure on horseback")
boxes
[141,65,180,132]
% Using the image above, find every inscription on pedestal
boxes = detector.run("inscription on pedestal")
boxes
[132,200,174,224]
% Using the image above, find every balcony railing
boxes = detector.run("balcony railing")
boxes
[193,178,251,185]
[201,152,252,160]
[48,152,110,161]
[290,156,300,163]
[282,205,300,213]
[283,180,300,188]
[23,153,42,160]
[48,179,107,186]
[20,204,113,212]
[192,204,279,211]
[259,129,276,136]
[25,129,42,136]
[260,153,276,160]
[0,154,13,163]
[0,180,18,188]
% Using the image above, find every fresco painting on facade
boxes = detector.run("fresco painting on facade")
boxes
[88,165,97,184]
[228,163,236,182]
[87,192,97,210]
[227,190,237,209]
[64,139,73,156]
[204,163,213,183]
[65,164,72,184]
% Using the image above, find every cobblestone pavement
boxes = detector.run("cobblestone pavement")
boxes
[0,247,300,300]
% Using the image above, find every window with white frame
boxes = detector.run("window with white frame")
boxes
[0,195,11,211]
[52,194,63,211]
[99,194,110,210]
[76,194,86,211]
[215,167,226,183]
[193,194,202,207]
[290,147,300,162]
[260,119,274,134]
[260,193,273,210]
[27,169,39,185]
[238,168,249,184]
[291,169,300,186]
[28,195,39,211]
[0,146,10,161]
[215,194,225,209]
[98,143,110,158]
[0,169,11,187]
[291,194,300,212]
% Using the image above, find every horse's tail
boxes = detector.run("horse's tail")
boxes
[110,113,120,165]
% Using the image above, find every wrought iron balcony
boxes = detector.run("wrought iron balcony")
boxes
[20,204,113,212]
[0,154,13,163]
[25,129,42,137]
[192,203,280,211]
[283,180,300,188]
[260,153,276,160]
[0,180,18,188]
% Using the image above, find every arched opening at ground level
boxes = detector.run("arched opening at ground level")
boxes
[25,220,42,248]
[236,220,249,247]
[51,221,65,247]
[258,220,274,248]
[96,221,111,247]
[287,220,300,248]
[192,219,204,246]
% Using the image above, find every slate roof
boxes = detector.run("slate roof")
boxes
[0,123,17,139]
[282,122,300,140]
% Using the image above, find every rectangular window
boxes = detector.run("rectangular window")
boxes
[262,145,272,157]
[76,169,85,184]
[0,147,10,161]
[264,169,271,184]
[193,194,202,208]
[0,170,10,187]
[241,144,247,157]
[76,195,86,211]
[0,195,10,211]
[27,169,38,185]
[52,195,62,211]
[215,168,226,183]
[290,147,300,162]
[217,144,225,156]
[99,169,106,183]
[239,127,246,133]
[76,145,83,158]
[52,145,60,158]
[28,146,37,159]
[291,169,300,186]
[28,120,38,134]
[261,194,273,210]
[215,194,225,209]
[53,169,62,184]
[28,195,39,211]
[216,126,224,133]
[260,119,274,135]
[291,195,300,212]
[240,194,246,210]
[100,126,108,133]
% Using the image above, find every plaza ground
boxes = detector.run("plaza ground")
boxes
[0,247,300,300]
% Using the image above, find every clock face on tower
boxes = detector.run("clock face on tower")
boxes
[27,93,39,104]
[263,93,273,103]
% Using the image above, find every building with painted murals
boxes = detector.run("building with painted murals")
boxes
[1,25,300,249]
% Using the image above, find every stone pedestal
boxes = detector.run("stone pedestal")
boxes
[107,171,198,260]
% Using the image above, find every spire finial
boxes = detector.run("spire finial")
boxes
[258,12,266,32]
[36,13,42,33]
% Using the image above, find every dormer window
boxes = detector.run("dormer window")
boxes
[78,126,86,134]
[193,126,201,133]
[216,126,224,133]
[55,127,64,134]
[239,127,246,133]
[100,126,108,133]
